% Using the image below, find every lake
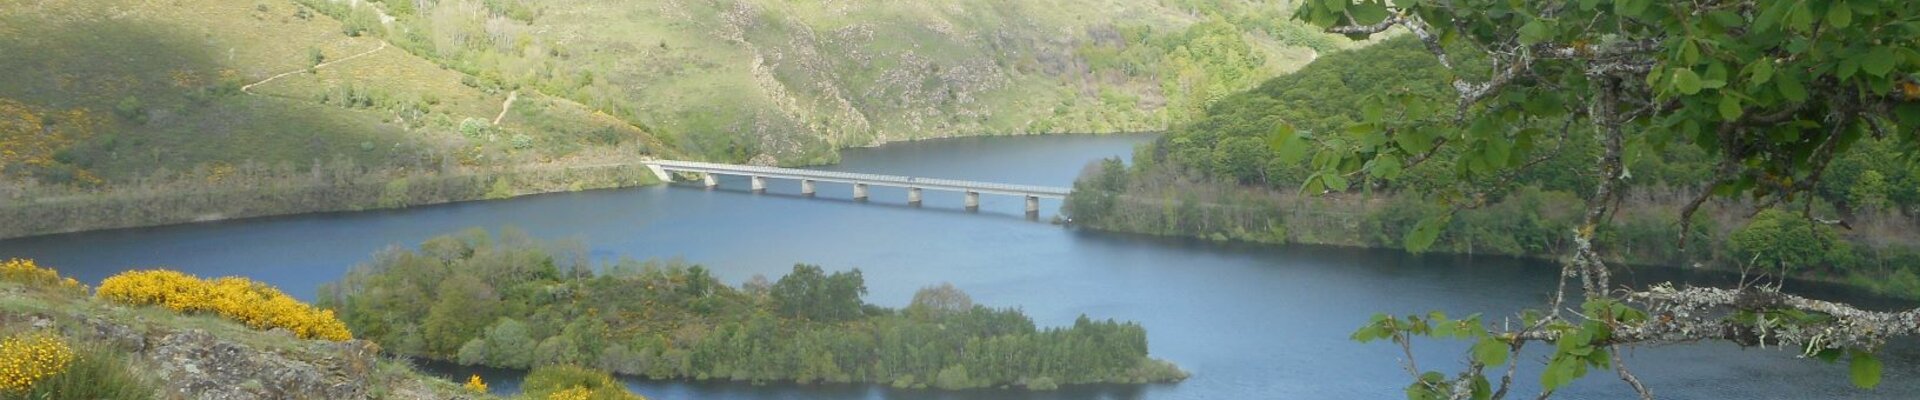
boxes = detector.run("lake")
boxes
[3,133,1915,399]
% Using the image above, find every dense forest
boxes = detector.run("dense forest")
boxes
[318,229,1186,390]
[1067,37,1920,297]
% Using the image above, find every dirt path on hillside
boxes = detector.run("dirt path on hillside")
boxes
[240,41,388,94]
[493,90,517,125]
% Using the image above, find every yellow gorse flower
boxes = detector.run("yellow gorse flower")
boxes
[97,270,352,341]
[465,374,488,393]
[0,258,86,294]
[548,386,594,400]
[0,332,75,392]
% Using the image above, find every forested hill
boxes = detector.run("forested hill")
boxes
[1070,36,1920,297]
[0,0,1347,238]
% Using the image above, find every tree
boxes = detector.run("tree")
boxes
[480,318,535,368]
[1291,0,1920,398]
[907,283,974,320]
[770,264,867,322]
[1731,209,1840,271]
[422,273,498,356]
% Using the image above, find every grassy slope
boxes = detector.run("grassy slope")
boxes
[0,0,661,188]
[1,0,1343,237]
[325,0,1343,163]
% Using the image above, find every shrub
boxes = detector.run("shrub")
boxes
[464,374,488,393]
[96,270,353,341]
[113,96,146,124]
[0,332,74,393]
[9,340,158,400]
[0,259,85,294]
[522,365,647,400]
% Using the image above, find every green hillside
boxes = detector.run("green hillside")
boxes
[0,0,1343,238]
[298,0,1345,163]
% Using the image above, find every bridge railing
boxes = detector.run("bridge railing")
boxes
[646,160,1071,197]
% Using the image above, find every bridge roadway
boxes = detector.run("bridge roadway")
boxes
[642,160,1071,214]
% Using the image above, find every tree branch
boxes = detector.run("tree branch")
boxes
[1510,285,1920,351]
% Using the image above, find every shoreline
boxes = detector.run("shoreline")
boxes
[1,131,1161,240]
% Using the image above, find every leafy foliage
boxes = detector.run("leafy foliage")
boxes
[321,228,1187,389]
[522,365,647,400]
[1283,0,1920,396]
[0,338,159,400]
[0,259,85,295]
[0,332,73,393]
[97,270,353,341]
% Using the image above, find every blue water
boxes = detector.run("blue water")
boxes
[4,134,1916,399]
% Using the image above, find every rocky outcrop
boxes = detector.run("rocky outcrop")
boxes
[146,329,378,400]
[5,307,479,400]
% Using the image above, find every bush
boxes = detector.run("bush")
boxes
[7,340,158,400]
[96,270,353,341]
[113,96,146,125]
[0,332,74,392]
[933,364,973,390]
[464,374,488,393]
[0,259,85,294]
[522,365,647,400]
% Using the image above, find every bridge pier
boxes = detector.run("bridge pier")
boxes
[702,174,718,188]
[751,176,766,192]
[908,188,923,206]
[1026,195,1039,216]
[801,179,816,196]
[964,191,979,211]
[853,183,869,201]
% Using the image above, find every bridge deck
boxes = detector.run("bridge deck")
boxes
[645,160,1071,199]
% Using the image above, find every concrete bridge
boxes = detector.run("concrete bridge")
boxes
[643,160,1071,215]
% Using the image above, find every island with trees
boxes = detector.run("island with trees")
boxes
[319,228,1187,390]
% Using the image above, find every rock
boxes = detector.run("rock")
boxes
[147,329,378,399]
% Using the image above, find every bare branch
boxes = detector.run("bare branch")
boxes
[1328,15,1403,35]
[1611,344,1653,400]
[1510,285,1920,351]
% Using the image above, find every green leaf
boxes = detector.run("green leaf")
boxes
[1863,47,1897,77]
[1897,103,1920,128]
[1395,128,1436,154]
[1614,0,1649,18]
[1472,338,1510,367]
[1323,172,1350,191]
[1827,1,1852,28]
[1518,19,1550,45]
[1370,155,1404,179]
[1839,59,1860,80]
[1719,93,1744,121]
[1483,138,1511,167]
[1673,68,1703,95]
[1851,352,1883,389]
[1348,124,1387,151]
[1788,1,1815,32]
[1349,1,1393,25]
[1271,125,1311,164]
[1754,0,1788,31]
[1749,60,1775,85]
[1777,71,1808,102]
[1679,40,1701,66]
[1404,214,1450,252]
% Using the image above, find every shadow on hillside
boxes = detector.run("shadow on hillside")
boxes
[0,16,430,182]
